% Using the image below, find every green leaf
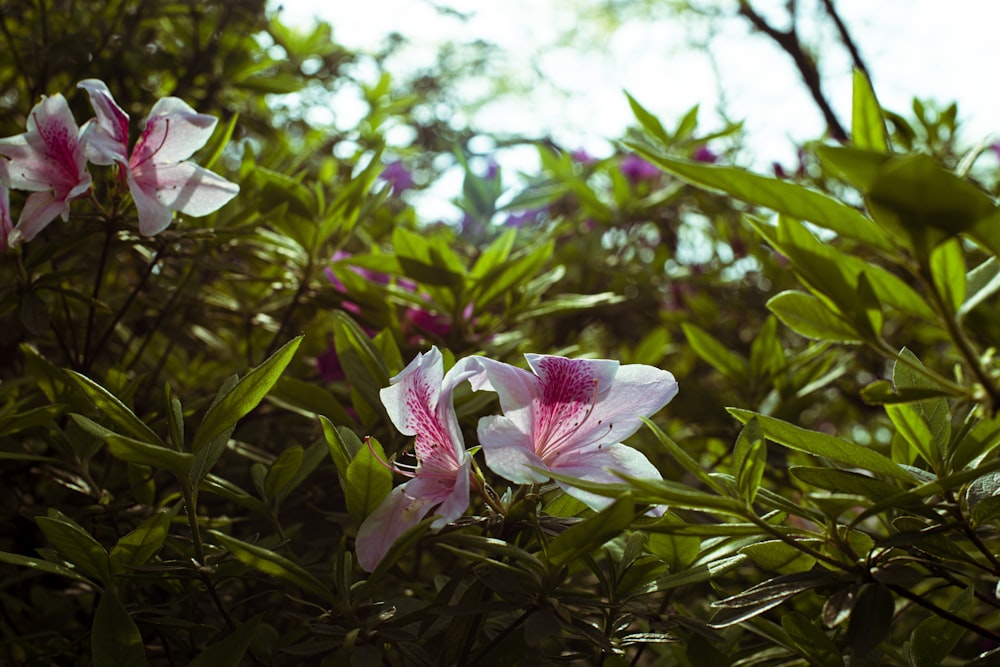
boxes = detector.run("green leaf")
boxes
[546,497,636,568]
[728,409,914,483]
[930,239,967,314]
[66,371,165,447]
[867,154,996,253]
[263,446,303,505]
[108,433,194,475]
[92,592,146,667]
[782,612,844,667]
[844,583,894,656]
[815,145,891,191]
[767,291,862,343]
[627,148,894,252]
[0,404,64,437]
[110,511,172,574]
[332,312,390,418]
[959,256,1000,321]
[268,376,355,427]
[885,403,941,472]
[36,512,111,586]
[208,530,332,601]
[652,554,748,592]
[189,614,263,667]
[647,515,700,572]
[642,418,728,495]
[681,323,746,380]
[320,416,352,483]
[851,69,888,153]
[734,418,766,505]
[626,92,670,145]
[908,586,971,667]
[790,467,898,502]
[892,349,951,465]
[192,336,302,454]
[345,437,393,526]
[0,549,93,583]
[739,540,815,574]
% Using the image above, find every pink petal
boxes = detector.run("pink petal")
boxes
[15,191,69,241]
[550,443,664,515]
[479,413,548,484]
[129,161,238,234]
[355,484,437,572]
[126,169,174,235]
[132,97,218,165]
[381,347,445,437]
[77,79,130,165]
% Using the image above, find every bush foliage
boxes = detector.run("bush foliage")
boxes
[2,1,1000,665]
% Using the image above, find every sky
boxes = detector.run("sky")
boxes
[271,0,1000,221]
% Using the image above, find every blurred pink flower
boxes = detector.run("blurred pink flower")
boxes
[693,146,718,163]
[470,354,678,512]
[619,154,660,184]
[0,93,92,241]
[355,347,480,571]
[0,161,12,250]
[379,160,414,194]
[78,79,239,235]
[315,340,345,383]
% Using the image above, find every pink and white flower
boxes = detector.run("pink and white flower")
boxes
[355,347,479,571]
[78,79,239,235]
[0,161,12,250]
[0,93,92,242]
[471,354,678,511]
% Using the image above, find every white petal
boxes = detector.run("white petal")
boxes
[552,443,663,512]
[133,97,218,164]
[77,79,130,165]
[355,484,436,572]
[15,191,68,241]
[480,414,549,484]
[132,161,238,222]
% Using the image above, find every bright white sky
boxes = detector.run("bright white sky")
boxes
[272,0,1000,222]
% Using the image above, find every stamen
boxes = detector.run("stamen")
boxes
[366,436,417,478]
[133,118,171,167]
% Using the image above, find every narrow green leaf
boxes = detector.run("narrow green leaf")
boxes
[547,497,636,568]
[209,530,332,600]
[782,612,844,667]
[734,418,766,505]
[36,513,111,586]
[189,614,263,667]
[728,409,914,483]
[627,147,894,251]
[845,583,894,656]
[0,549,92,583]
[652,554,748,592]
[263,446,303,505]
[626,91,670,145]
[192,336,302,454]
[320,416,351,483]
[92,592,146,667]
[642,418,727,495]
[681,323,747,380]
[767,291,862,343]
[110,511,172,574]
[908,586,971,667]
[959,256,1000,321]
[740,540,815,574]
[345,437,392,527]
[332,312,390,418]
[851,69,888,152]
[930,239,967,314]
[107,433,194,475]
[66,371,165,447]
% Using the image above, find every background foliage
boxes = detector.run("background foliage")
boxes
[2,1,1000,665]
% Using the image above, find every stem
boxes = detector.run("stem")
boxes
[918,257,1000,412]
[83,228,115,367]
[885,582,1000,642]
[467,608,534,665]
[84,243,167,370]
[181,481,236,632]
[819,0,871,78]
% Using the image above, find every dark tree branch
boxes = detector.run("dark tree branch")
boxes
[737,0,848,143]
[820,0,871,79]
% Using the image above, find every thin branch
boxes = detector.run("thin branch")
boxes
[737,0,848,142]
[819,0,871,78]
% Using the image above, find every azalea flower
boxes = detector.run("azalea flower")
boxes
[355,347,479,571]
[0,161,12,250]
[619,154,660,184]
[0,93,92,241]
[470,354,678,511]
[78,79,239,235]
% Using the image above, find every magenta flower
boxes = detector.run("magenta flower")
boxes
[379,160,415,194]
[693,146,718,163]
[470,354,678,511]
[78,79,239,235]
[0,94,92,242]
[619,154,660,184]
[0,161,12,250]
[355,347,480,571]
